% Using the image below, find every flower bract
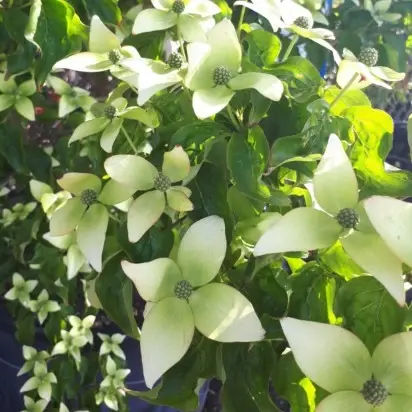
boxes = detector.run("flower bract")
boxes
[49,173,135,271]
[185,19,284,119]
[121,215,265,387]
[132,0,220,42]
[105,146,194,243]
[281,317,412,411]
[337,48,405,90]
[254,133,405,305]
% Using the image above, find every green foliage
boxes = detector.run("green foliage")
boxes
[0,0,411,410]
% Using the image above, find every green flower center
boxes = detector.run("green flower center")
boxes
[154,173,171,192]
[80,189,98,206]
[174,280,193,299]
[358,48,379,67]
[336,208,359,229]
[293,16,310,29]
[171,0,185,14]
[108,49,122,64]
[361,379,388,406]
[213,66,231,86]
[104,105,117,119]
[167,52,184,69]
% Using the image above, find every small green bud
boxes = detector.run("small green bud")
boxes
[361,379,388,406]
[153,173,171,192]
[167,52,184,69]
[336,208,359,229]
[80,189,98,206]
[213,66,231,86]
[293,16,310,29]
[108,49,122,64]
[358,48,379,67]
[174,280,193,299]
[104,105,117,119]
[171,0,185,14]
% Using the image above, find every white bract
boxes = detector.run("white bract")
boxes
[233,0,340,62]
[337,48,405,90]
[120,57,185,106]
[68,97,158,153]
[1,202,36,227]
[30,179,72,219]
[68,315,96,344]
[28,290,61,324]
[5,273,37,307]
[105,146,194,243]
[363,196,412,274]
[20,363,57,402]
[47,76,95,117]
[100,356,130,390]
[49,173,135,272]
[98,333,126,360]
[281,317,412,411]
[59,403,90,412]
[18,346,50,377]
[43,232,91,280]
[53,15,139,75]
[0,72,36,120]
[254,134,405,305]
[184,19,284,119]
[22,396,49,412]
[52,329,89,368]
[364,0,402,26]
[122,215,265,388]
[132,0,220,42]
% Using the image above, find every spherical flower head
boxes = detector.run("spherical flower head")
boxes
[213,66,231,86]
[104,105,117,119]
[336,208,359,229]
[80,189,98,206]
[171,0,185,14]
[167,52,184,69]
[358,48,379,67]
[108,49,122,64]
[174,280,193,299]
[361,378,388,406]
[153,173,171,192]
[293,16,310,29]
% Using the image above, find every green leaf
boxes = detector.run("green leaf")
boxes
[84,0,122,24]
[324,86,371,115]
[269,57,323,103]
[15,307,36,345]
[95,255,140,339]
[128,338,217,411]
[248,265,289,318]
[335,276,405,352]
[33,0,87,85]
[228,127,290,207]
[121,224,174,264]
[0,124,28,175]
[288,262,339,324]
[244,30,282,67]
[170,121,229,149]
[3,9,37,74]
[221,342,278,412]
[249,91,272,126]
[319,241,363,280]
[273,352,327,412]
[24,0,42,52]
[188,161,234,242]
[344,106,412,198]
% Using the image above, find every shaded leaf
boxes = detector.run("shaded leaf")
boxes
[95,255,140,339]
[335,276,405,352]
